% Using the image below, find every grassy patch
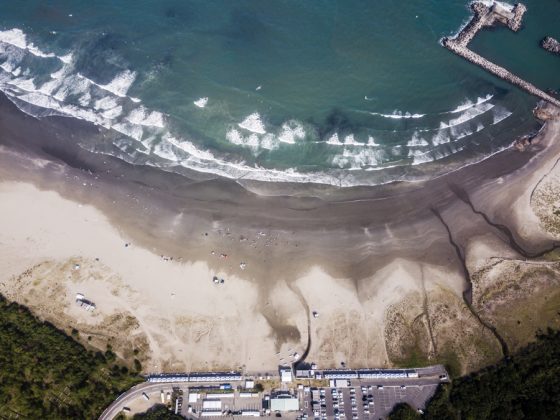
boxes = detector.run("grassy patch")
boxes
[493,287,560,352]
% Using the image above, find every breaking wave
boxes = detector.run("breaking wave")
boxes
[0,27,521,187]
[446,94,494,114]
[370,110,425,119]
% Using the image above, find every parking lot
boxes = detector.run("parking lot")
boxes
[299,381,439,419]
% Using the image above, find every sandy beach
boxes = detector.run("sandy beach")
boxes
[1,93,560,375]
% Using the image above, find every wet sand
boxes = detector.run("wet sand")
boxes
[1,93,559,372]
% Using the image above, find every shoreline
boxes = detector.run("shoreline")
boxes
[1,92,560,374]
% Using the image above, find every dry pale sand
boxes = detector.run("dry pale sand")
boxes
[0,182,285,372]
[0,181,466,372]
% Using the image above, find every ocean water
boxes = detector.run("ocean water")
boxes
[0,0,558,186]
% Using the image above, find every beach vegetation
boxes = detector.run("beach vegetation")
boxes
[0,294,142,419]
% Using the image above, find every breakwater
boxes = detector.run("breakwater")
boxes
[541,37,560,56]
[442,2,560,108]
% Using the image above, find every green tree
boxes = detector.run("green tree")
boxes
[423,329,560,419]
[133,404,184,419]
[0,294,142,419]
[388,403,421,420]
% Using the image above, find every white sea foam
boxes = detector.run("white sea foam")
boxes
[225,128,244,147]
[408,149,434,165]
[94,96,119,111]
[163,133,216,161]
[390,146,403,156]
[0,44,26,70]
[59,53,73,64]
[326,133,343,145]
[17,91,61,111]
[407,132,430,147]
[343,134,363,146]
[0,28,57,59]
[0,28,27,49]
[99,69,136,97]
[371,110,425,119]
[333,148,379,169]
[238,112,266,134]
[452,127,474,140]
[53,73,91,102]
[448,94,494,114]
[194,97,208,108]
[260,133,277,150]
[245,134,261,149]
[226,128,260,150]
[278,120,306,144]
[78,92,91,107]
[126,107,165,128]
[152,142,178,162]
[101,105,123,119]
[366,136,380,147]
[1,61,14,74]
[432,130,451,146]
[439,102,494,129]
[12,77,36,92]
[492,107,513,125]
[50,67,65,80]
[112,122,144,141]
[27,42,56,58]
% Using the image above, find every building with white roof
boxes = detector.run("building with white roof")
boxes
[270,394,299,412]
[280,368,292,383]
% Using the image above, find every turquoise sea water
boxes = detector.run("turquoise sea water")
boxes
[0,0,558,185]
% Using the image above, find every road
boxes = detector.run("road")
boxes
[98,381,162,420]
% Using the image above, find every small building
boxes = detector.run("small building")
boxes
[323,370,359,379]
[280,368,292,383]
[207,392,234,398]
[202,399,222,410]
[245,379,255,389]
[295,369,314,379]
[329,379,349,388]
[239,392,260,398]
[241,411,260,417]
[270,394,299,412]
[201,411,222,417]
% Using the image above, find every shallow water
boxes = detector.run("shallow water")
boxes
[0,0,558,186]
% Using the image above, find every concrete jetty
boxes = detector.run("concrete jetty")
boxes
[442,2,560,108]
[541,37,560,56]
